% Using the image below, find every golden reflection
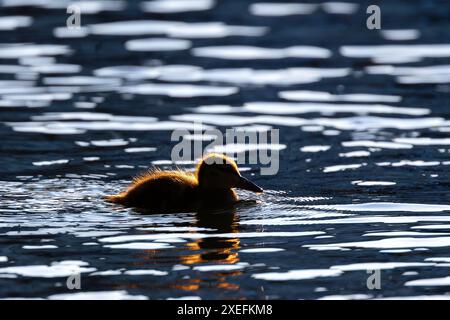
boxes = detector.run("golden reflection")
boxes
[172,208,243,293]
[171,279,202,292]
[126,206,249,294]
[179,208,240,265]
[217,282,240,290]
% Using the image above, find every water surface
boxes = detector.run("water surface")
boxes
[1,0,450,300]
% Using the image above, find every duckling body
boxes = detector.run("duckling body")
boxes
[106,154,262,213]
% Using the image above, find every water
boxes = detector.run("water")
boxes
[1,0,450,300]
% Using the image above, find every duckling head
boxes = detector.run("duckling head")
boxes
[196,153,263,193]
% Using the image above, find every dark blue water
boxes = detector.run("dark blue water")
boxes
[1,0,450,299]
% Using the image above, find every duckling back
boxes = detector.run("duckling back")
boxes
[106,170,200,213]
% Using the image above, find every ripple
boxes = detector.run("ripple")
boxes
[32,112,157,122]
[124,147,157,153]
[3,92,73,102]
[425,257,450,263]
[381,29,420,41]
[7,119,212,134]
[141,0,215,13]
[104,242,173,250]
[252,269,342,281]
[321,2,358,14]
[306,237,450,250]
[0,16,32,30]
[89,20,267,38]
[69,1,126,14]
[323,163,365,173]
[243,215,450,226]
[367,64,450,77]
[331,262,434,271]
[301,145,331,153]
[377,160,442,167]
[394,137,450,146]
[342,140,413,149]
[240,248,285,253]
[2,0,125,11]
[32,159,69,166]
[193,264,247,272]
[398,74,450,84]
[172,114,447,130]
[412,225,450,230]
[43,76,121,86]
[167,296,202,300]
[53,26,89,38]
[92,65,349,85]
[352,181,396,186]
[164,67,350,85]
[121,83,238,97]
[280,90,401,103]
[208,143,286,154]
[243,102,426,116]
[47,290,147,300]
[341,44,450,64]
[22,245,58,249]
[31,64,81,74]
[319,294,372,300]
[124,269,168,276]
[193,45,332,60]
[339,151,370,158]
[125,38,191,52]
[405,277,450,287]
[77,139,130,147]
[364,231,450,237]
[249,3,318,16]
[379,295,450,300]
[316,116,447,130]
[0,261,95,278]
[99,231,324,243]
[249,2,358,16]
[0,44,70,58]
[310,203,450,212]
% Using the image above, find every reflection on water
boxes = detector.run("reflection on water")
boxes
[1,0,450,300]
[3,178,450,299]
[170,210,242,293]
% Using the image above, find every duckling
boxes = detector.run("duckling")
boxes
[106,153,263,213]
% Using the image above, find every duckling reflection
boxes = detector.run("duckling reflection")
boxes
[180,208,240,265]
[116,202,254,292]
[118,206,251,294]
[173,207,243,293]
[106,153,263,213]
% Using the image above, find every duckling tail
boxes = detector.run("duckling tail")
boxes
[105,193,126,204]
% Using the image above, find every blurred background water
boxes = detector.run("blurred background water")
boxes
[1,0,450,299]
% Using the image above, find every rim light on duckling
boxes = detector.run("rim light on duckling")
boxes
[106,153,263,213]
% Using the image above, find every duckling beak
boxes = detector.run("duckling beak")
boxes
[237,176,263,193]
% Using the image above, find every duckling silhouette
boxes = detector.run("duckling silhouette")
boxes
[106,153,263,213]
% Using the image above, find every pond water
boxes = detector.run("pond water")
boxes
[1,0,450,299]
